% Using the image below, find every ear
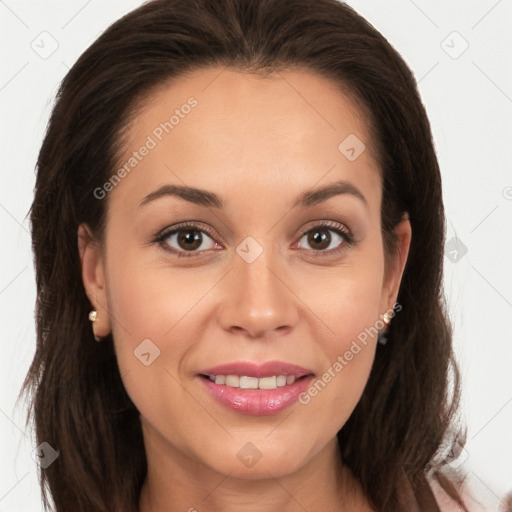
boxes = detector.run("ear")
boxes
[78,223,111,339]
[380,214,412,313]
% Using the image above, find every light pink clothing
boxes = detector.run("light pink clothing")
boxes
[430,477,508,512]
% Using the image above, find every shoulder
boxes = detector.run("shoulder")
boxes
[430,477,491,512]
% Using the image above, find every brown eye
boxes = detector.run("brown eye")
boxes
[157,223,219,257]
[296,221,355,257]
[305,228,333,250]
[176,229,204,251]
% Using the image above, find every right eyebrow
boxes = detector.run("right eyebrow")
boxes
[140,184,223,209]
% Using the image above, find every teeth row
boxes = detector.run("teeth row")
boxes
[207,374,296,389]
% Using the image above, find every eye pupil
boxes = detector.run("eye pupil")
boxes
[308,229,331,250]
[178,230,202,250]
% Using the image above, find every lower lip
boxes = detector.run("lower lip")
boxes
[198,375,315,416]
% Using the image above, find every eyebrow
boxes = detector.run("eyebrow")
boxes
[139,179,368,209]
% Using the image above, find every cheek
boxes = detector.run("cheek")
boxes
[297,294,380,438]
[297,249,385,352]
[107,267,202,339]
[295,250,384,426]
[105,238,219,346]
[104,259,214,444]
[103,247,215,406]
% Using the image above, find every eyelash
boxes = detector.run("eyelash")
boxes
[153,220,356,259]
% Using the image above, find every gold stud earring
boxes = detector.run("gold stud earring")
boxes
[88,310,101,341]
[378,311,392,345]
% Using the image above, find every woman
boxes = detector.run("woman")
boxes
[21,0,471,510]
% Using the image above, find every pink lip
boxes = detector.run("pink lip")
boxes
[197,360,315,416]
[198,361,313,378]
[198,374,315,415]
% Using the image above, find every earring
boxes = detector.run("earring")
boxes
[88,310,101,342]
[378,311,392,345]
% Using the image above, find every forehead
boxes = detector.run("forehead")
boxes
[109,66,381,216]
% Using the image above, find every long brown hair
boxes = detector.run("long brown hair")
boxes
[21,0,467,510]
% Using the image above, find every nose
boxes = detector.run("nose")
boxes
[217,244,299,339]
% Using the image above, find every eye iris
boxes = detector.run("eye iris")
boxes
[177,230,202,250]
[308,228,331,250]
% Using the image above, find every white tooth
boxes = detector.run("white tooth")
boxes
[258,376,277,390]
[239,376,259,389]
[276,375,287,387]
[211,374,297,389]
[225,375,240,387]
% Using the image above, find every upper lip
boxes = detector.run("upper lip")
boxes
[198,361,315,379]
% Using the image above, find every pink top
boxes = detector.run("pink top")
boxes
[430,478,509,512]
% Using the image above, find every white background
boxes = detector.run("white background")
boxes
[1,0,511,510]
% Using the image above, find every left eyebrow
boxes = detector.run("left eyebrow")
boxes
[139,179,368,209]
[293,179,368,209]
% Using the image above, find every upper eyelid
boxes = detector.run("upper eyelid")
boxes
[158,220,352,238]
[159,222,218,242]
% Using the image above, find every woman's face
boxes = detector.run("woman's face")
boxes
[80,66,410,479]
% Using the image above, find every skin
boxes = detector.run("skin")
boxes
[78,67,411,512]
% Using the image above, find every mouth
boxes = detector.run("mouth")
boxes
[196,361,315,415]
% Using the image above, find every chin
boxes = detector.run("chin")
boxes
[202,438,309,480]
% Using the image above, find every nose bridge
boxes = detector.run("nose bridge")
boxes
[218,235,298,337]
